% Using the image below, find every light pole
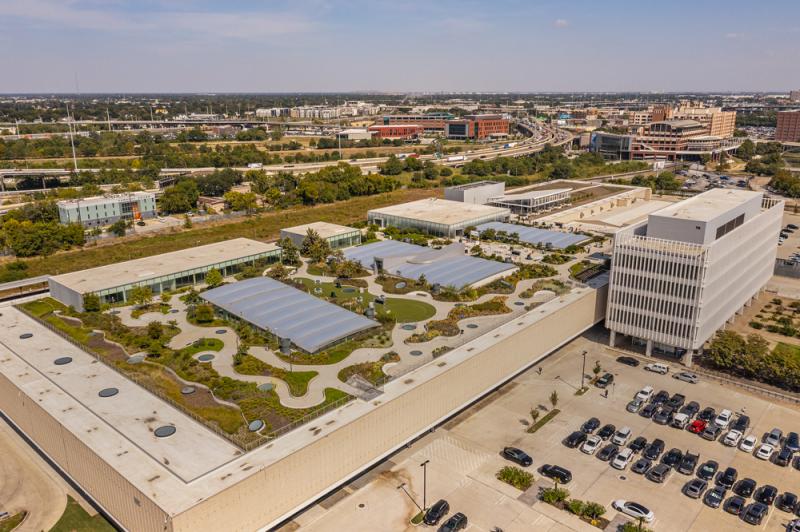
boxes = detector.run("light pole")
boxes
[396,482,422,513]
[420,460,430,511]
[580,350,587,390]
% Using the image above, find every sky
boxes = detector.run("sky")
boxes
[1,0,799,93]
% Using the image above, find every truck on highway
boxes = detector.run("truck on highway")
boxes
[503,142,518,149]
[396,153,418,160]
[247,163,263,169]
[446,155,466,162]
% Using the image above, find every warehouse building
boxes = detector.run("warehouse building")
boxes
[279,221,361,249]
[444,181,506,205]
[335,128,374,141]
[48,238,280,311]
[57,192,157,227]
[368,198,510,237]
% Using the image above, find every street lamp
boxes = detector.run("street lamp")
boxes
[580,350,587,390]
[396,482,422,513]
[419,460,430,511]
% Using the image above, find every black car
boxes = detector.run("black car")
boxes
[651,390,670,406]
[777,492,798,513]
[424,500,450,526]
[653,406,674,425]
[697,460,719,481]
[667,393,686,410]
[629,436,648,453]
[581,417,601,434]
[616,356,639,367]
[564,431,587,448]
[776,447,793,467]
[680,401,700,418]
[795,456,800,471]
[786,432,800,453]
[540,464,572,484]
[644,439,665,461]
[724,495,746,515]
[718,467,738,489]
[734,478,757,498]
[698,407,716,422]
[662,448,684,469]
[631,457,652,475]
[502,447,532,467]
[438,512,468,532]
[597,443,619,462]
[742,502,768,525]
[639,403,658,419]
[597,424,616,440]
[678,452,699,475]
[704,486,726,509]
[595,373,614,388]
[646,463,672,483]
[755,485,778,506]
[731,415,750,433]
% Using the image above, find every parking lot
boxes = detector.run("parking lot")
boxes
[288,329,800,532]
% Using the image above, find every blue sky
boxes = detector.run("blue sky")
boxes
[1,0,799,93]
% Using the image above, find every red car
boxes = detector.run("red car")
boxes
[688,419,707,434]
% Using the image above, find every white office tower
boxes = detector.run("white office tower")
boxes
[606,189,783,366]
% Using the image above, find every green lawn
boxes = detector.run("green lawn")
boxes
[49,496,115,532]
[0,511,26,532]
[773,342,800,362]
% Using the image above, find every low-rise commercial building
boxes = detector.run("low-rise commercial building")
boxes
[367,198,509,237]
[776,111,800,142]
[279,221,361,249]
[335,128,374,141]
[381,113,454,133]
[367,124,424,140]
[444,181,506,205]
[606,189,783,365]
[57,192,157,227]
[48,238,280,310]
[445,114,510,139]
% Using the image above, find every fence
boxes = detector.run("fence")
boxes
[774,258,800,279]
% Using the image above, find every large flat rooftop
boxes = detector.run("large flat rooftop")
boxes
[49,238,279,294]
[369,198,509,226]
[280,221,358,239]
[651,188,762,223]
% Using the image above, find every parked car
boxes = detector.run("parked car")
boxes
[785,432,800,453]
[635,386,654,402]
[673,371,698,383]
[790,520,800,532]
[688,419,707,434]
[742,502,769,525]
[724,495,746,515]
[564,431,587,448]
[697,460,719,481]
[580,417,601,434]
[714,409,733,428]
[739,434,757,453]
[595,373,614,388]
[755,443,775,461]
[701,425,723,441]
[616,356,640,367]
[764,428,783,447]
[722,430,742,447]
[678,452,699,475]
[597,443,619,462]
[610,448,634,470]
[662,448,684,469]
[644,362,669,375]
[653,406,674,425]
[612,500,654,523]
[424,500,450,525]
[612,427,632,446]
[629,436,648,453]
[683,478,708,499]
[502,447,532,467]
[698,407,716,422]
[704,486,726,509]
[646,463,672,483]
[776,447,793,467]
[651,390,670,405]
[639,403,658,419]
[777,492,798,513]
[731,415,750,433]
[643,439,665,461]
[754,485,778,506]
[718,467,738,489]
[680,401,700,418]
[598,424,616,440]
[671,413,690,429]
[438,512,468,532]
[540,464,572,484]
[734,478,757,498]
[631,457,652,475]
[581,435,603,455]
[626,398,644,413]
[667,393,686,410]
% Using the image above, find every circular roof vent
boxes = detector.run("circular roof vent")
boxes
[248,420,264,432]
[154,425,176,438]
[98,387,119,398]
[215,329,226,335]
[54,356,73,365]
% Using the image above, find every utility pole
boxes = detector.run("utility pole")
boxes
[580,350,587,390]
[396,483,422,513]
[419,460,430,511]
[65,103,79,173]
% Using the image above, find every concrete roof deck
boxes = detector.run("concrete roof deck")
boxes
[651,188,762,223]
[280,221,359,239]
[369,198,509,226]
[49,238,279,294]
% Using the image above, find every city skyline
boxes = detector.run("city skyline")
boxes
[1,0,799,93]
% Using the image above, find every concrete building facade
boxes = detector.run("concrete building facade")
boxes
[367,124,424,139]
[776,111,800,142]
[606,189,783,365]
[368,198,510,237]
[57,192,157,227]
[444,181,506,205]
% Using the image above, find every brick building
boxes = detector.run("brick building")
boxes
[776,111,800,142]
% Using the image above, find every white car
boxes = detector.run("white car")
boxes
[611,448,634,470]
[644,363,669,375]
[722,430,742,447]
[581,435,602,455]
[612,427,632,446]
[612,500,655,523]
[635,386,654,402]
[755,443,775,460]
[739,434,757,453]
[714,409,732,429]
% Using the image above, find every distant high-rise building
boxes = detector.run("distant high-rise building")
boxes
[776,111,800,142]
[789,90,800,102]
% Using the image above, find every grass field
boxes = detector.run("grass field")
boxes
[49,496,115,532]
[773,342,800,362]
[0,511,26,532]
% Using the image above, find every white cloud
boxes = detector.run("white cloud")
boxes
[553,19,569,29]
